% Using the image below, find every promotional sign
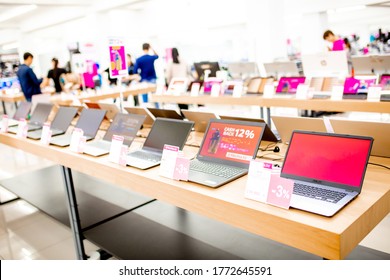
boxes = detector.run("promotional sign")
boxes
[266,174,294,209]
[40,123,52,145]
[160,145,180,179]
[108,37,128,78]
[16,119,28,138]
[109,135,125,164]
[69,128,85,153]
[1,115,8,133]
[331,85,344,101]
[173,154,190,181]
[367,86,382,102]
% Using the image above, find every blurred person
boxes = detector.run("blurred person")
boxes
[42,57,67,93]
[323,30,345,51]
[16,52,42,102]
[344,38,357,74]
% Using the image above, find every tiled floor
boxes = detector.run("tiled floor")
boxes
[0,105,390,259]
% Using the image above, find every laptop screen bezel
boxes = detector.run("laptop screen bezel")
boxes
[280,130,373,193]
[196,119,265,169]
[103,113,145,145]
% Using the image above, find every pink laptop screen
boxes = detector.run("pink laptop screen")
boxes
[281,132,372,188]
[276,77,306,93]
[380,75,390,90]
[199,122,264,164]
[343,77,377,94]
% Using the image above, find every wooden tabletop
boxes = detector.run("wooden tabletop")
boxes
[0,132,389,260]
[0,93,26,103]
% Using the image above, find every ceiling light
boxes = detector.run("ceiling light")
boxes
[0,4,38,23]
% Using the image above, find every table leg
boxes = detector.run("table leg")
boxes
[260,107,264,119]
[14,102,18,109]
[2,101,6,115]
[266,107,271,127]
[61,166,87,260]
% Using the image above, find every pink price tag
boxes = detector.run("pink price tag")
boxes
[118,145,128,166]
[163,144,179,152]
[16,119,28,138]
[173,156,190,181]
[40,126,52,145]
[78,136,87,153]
[266,173,294,209]
[1,115,9,133]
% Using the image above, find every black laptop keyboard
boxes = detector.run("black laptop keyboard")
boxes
[190,160,245,179]
[128,150,161,162]
[293,183,347,203]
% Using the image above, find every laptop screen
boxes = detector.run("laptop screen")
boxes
[50,107,78,131]
[281,131,373,189]
[30,103,53,124]
[198,120,264,165]
[13,101,31,120]
[343,77,377,94]
[103,113,145,145]
[380,75,390,90]
[75,109,106,137]
[276,77,306,93]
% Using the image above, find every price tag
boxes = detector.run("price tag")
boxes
[118,145,128,166]
[266,173,294,209]
[245,161,280,203]
[210,84,221,97]
[263,84,275,98]
[331,85,344,101]
[190,83,200,97]
[1,115,9,133]
[232,84,243,98]
[367,86,382,102]
[159,144,180,179]
[295,84,309,100]
[40,123,52,145]
[109,135,125,164]
[69,128,84,153]
[16,119,28,138]
[173,154,190,181]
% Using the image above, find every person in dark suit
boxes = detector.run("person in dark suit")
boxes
[16,52,42,101]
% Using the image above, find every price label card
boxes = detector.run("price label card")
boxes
[331,85,344,101]
[159,144,179,179]
[173,156,190,181]
[232,84,243,98]
[109,135,125,163]
[118,145,128,167]
[367,86,382,102]
[190,83,200,97]
[295,84,309,100]
[40,123,52,145]
[69,128,84,153]
[263,84,275,98]
[266,173,294,209]
[245,161,280,203]
[16,119,28,138]
[210,84,221,97]
[1,115,9,133]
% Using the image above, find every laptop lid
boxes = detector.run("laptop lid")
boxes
[379,74,390,90]
[196,119,265,169]
[142,118,194,153]
[146,108,183,120]
[75,108,106,138]
[276,77,306,93]
[181,110,218,132]
[50,107,78,131]
[330,118,390,158]
[13,101,32,120]
[124,107,155,126]
[343,76,377,94]
[29,103,53,125]
[97,103,120,121]
[281,131,373,193]
[103,113,145,146]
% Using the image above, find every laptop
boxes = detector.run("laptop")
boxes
[330,118,390,158]
[181,110,219,132]
[83,113,145,157]
[97,103,120,121]
[188,119,265,188]
[342,76,377,100]
[146,107,183,120]
[219,115,279,142]
[124,107,155,127]
[4,101,32,127]
[281,131,373,217]
[271,116,328,144]
[126,118,194,170]
[27,106,78,140]
[246,77,274,94]
[50,108,106,147]
[7,103,53,133]
[275,77,306,94]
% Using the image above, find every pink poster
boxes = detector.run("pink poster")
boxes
[109,45,127,77]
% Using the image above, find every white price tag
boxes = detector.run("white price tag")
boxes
[159,144,179,179]
[367,86,382,102]
[118,145,128,166]
[263,84,275,98]
[40,123,52,145]
[331,85,344,101]
[295,84,309,100]
[232,84,243,98]
[190,83,200,97]
[69,128,84,153]
[1,115,9,133]
[109,135,125,164]
[16,119,28,138]
[210,84,221,97]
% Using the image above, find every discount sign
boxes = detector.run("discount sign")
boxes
[223,127,255,139]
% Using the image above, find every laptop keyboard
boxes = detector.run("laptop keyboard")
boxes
[128,150,161,162]
[190,160,244,179]
[293,183,347,203]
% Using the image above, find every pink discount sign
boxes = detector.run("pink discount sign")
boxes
[109,45,127,77]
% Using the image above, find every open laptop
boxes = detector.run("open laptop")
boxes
[188,119,265,188]
[146,107,183,120]
[330,118,390,158]
[126,118,194,170]
[50,108,106,147]
[181,110,219,132]
[27,106,78,140]
[275,77,306,94]
[83,113,145,157]
[219,115,279,142]
[342,76,377,100]
[4,101,32,127]
[271,116,328,144]
[8,103,53,133]
[124,107,154,127]
[281,131,373,217]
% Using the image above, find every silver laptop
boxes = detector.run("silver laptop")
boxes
[8,103,53,133]
[181,110,219,132]
[83,113,145,157]
[3,101,32,127]
[124,107,155,127]
[126,118,194,170]
[50,108,106,147]
[188,119,265,188]
[281,131,373,217]
[27,107,78,140]
[96,103,120,122]
[146,107,184,120]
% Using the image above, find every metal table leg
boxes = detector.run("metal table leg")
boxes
[14,102,18,109]
[61,166,87,260]
[2,101,6,115]
[266,107,271,127]
[260,107,264,119]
